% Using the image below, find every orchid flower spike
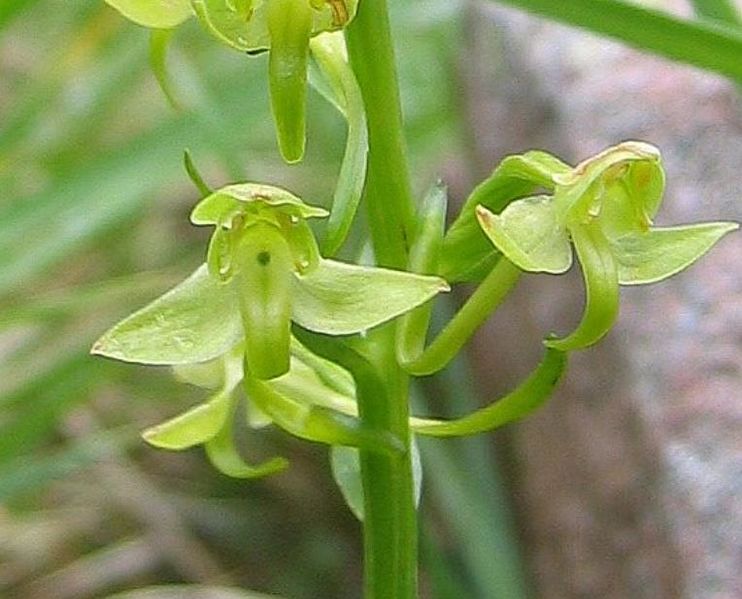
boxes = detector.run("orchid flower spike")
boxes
[475,141,737,350]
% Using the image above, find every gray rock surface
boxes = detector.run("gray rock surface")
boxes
[458,3,741,597]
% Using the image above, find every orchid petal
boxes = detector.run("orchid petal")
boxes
[234,222,294,380]
[291,259,449,335]
[611,222,738,285]
[106,0,192,29]
[245,373,403,454]
[442,150,570,282]
[546,223,619,351]
[91,265,241,365]
[476,196,572,274]
[191,183,327,227]
[143,387,232,449]
[204,412,288,478]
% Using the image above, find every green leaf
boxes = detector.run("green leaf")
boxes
[204,409,288,478]
[611,222,739,285]
[105,0,192,29]
[495,0,742,83]
[291,259,450,335]
[91,265,242,365]
[546,224,619,351]
[190,183,328,227]
[311,32,368,256]
[331,439,422,521]
[441,150,570,282]
[411,347,567,436]
[476,196,572,274]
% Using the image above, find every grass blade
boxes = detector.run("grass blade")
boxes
[690,0,740,25]
[495,0,742,82]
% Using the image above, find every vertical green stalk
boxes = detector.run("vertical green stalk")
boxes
[345,0,415,270]
[345,1,417,597]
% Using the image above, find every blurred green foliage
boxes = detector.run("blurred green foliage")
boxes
[0,1,526,597]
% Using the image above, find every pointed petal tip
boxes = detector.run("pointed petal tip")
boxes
[141,427,193,451]
[90,337,112,357]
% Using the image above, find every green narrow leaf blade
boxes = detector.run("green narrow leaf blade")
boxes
[690,0,740,26]
[495,0,742,82]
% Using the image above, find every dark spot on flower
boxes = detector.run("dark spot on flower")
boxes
[257,251,271,266]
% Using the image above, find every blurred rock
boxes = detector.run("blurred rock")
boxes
[460,2,741,598]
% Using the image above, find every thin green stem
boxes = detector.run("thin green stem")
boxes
[345,2,418,596]
[495,0,742,83]
[357,329,415,599]
[345,0,415,269]
[292,327,415,599]
[398,259,522,376]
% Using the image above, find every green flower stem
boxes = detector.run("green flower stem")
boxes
[398,259,522,376]
[345,0,415,269]
[293,326,416,598]
[345,2,418,595]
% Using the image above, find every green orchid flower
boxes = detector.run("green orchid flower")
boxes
[93,182,448,381]
[104,0,358,163]
[474,141,738,350]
